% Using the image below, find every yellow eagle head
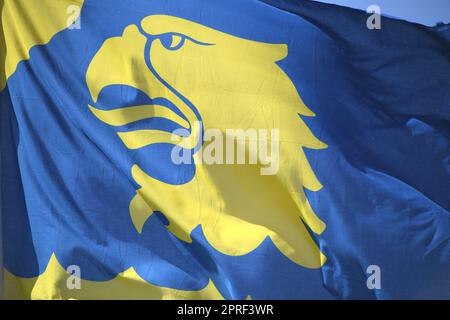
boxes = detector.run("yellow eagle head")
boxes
[86,15,327,268]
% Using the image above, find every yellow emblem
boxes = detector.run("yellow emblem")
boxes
[86,15,327,268]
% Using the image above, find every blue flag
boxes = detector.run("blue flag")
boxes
[1,0,449,299]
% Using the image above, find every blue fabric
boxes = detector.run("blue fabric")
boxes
[2,0,449,299]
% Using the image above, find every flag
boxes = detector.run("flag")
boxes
[1,0,449,299]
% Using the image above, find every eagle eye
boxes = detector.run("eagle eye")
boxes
[159,33,186,51]
[156,32,213,51]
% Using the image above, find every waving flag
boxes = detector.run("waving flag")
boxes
[1,0,449,299]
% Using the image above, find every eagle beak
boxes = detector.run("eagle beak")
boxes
[86,24,157,104]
